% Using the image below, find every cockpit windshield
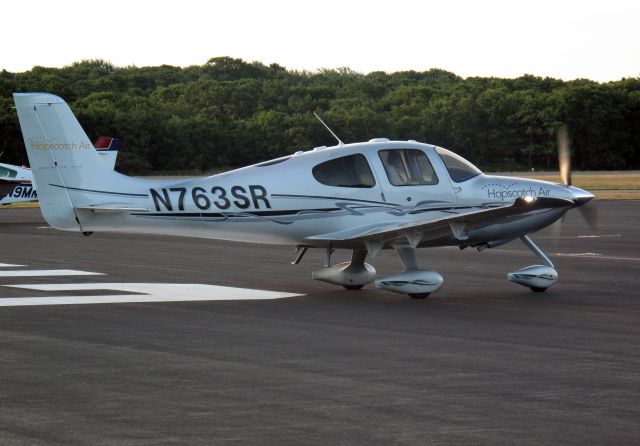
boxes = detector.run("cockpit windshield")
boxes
[435,147,482,182]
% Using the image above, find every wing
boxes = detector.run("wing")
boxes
[307,197,573,250]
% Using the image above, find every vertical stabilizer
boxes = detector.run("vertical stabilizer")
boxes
[94,136,121,170]
[13,93,121,231]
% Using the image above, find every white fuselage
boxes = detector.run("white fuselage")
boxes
[72,140,578,248]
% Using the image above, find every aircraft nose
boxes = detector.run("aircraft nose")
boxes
[568,186,594,206]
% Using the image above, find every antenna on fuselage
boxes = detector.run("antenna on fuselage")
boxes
[313,112,344,147]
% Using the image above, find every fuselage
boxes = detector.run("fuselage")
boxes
[73,139,589,248]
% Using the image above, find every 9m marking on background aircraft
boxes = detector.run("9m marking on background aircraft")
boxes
[0,136,120,206]
[13,93,595,299]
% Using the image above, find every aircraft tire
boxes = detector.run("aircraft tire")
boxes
[408,293,431,299]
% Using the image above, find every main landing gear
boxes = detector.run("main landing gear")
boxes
[311,245,444,299]
[311,248,376,289]
[374,246,443,299]
[507,235,558,292]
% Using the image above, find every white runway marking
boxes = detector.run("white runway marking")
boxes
[0,269,104,277]
[0,283,302,306]
[556,253,640,262]
[538,234,621,240]
[0,263,26,268]
[577,234,621,239]
[557,252,603,257]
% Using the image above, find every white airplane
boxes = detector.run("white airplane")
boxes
[0,135,120,205]
[13,92,595,298]
[0,162,35,204]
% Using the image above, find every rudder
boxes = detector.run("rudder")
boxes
[13,93,118,231]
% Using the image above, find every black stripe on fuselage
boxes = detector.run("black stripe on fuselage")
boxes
[409,205,479,214]
[270,193,398,206]
[130,208,342,218]
[50,184,148,197]
[133,212,226,218]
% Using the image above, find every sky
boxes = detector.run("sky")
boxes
[2,0,639,81]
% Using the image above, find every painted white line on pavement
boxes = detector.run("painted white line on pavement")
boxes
[0,283,302,306]
[0,270,104,277]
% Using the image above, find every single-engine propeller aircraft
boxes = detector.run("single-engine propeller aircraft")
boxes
[0,135,120,205]
[13,93,595,298]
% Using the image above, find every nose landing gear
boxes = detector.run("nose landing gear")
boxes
[507,235,558,292]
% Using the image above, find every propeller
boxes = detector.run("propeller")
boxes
[557,126,571,186]
[577,199,598,231]
[555,126,598,231]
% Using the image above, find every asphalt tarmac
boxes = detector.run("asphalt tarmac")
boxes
[0,201,638,445]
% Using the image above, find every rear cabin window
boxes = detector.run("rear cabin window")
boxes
[379,149,438,186]
[0,166,17,178]
[312,154,376,188]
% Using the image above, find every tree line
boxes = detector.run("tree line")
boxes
[0,57,638,173]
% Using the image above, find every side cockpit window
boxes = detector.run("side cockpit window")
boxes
[435,146,481,182]
[312,154,376,188]
[379,149,438,186]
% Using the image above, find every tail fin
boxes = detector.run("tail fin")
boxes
[13,93,124,231]
[93,136,121,170]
